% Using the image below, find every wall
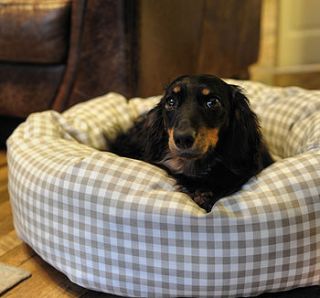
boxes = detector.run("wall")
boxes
[251,0,320,89]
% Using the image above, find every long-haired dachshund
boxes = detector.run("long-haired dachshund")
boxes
[110,75,273,211]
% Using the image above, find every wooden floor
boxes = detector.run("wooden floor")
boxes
[0,151,117,297]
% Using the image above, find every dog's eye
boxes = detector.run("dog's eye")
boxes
[206,98,221,109]
[165,97,177,110]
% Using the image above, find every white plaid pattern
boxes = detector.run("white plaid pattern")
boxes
[7,83,320,297]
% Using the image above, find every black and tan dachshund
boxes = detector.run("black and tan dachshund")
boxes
[110,75,273,211]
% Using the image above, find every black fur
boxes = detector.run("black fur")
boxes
[110,75,273,212]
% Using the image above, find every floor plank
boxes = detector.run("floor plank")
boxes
[0,230,22,257]
[0,201,14,236]
[0,243,35,267]
[0,151,7,166]
[2,255,88,298]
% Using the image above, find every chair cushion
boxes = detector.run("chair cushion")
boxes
[0,63,65,117]
[7,81,320,297]
[0,0,71,64]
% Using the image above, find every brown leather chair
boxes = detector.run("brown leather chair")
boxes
[0,0,134,146]
[0,0,261,146]
[0,0,133,117]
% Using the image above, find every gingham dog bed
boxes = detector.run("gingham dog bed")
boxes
[7,81,320,297]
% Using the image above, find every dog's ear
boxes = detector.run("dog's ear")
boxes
[219,85,262,173]
[109,101,166,161]
[142,102,168,161]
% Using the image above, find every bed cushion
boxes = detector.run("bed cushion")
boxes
[7,81,320,297]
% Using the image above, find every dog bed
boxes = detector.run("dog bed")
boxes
[7,81,320,297]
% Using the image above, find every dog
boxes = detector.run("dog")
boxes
[109,75,273,211]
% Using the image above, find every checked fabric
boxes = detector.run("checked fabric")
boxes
[7,81,320,297]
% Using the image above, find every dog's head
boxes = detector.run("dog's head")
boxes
[145,74,263,176]
[160,75,231,159]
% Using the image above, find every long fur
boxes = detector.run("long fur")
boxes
[110,75,273,211]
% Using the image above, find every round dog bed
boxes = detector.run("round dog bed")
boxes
[7,81,320,297]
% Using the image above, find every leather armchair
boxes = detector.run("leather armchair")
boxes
[0,0,261,147]
[0,0,134,146]
[0,0,132,118]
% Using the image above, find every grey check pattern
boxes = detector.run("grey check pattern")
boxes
[7,83,320,297]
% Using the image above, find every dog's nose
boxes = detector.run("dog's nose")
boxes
[174,129,196,149]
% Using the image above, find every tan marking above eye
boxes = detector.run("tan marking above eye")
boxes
[201,88,210,96]
[173,85,181,93]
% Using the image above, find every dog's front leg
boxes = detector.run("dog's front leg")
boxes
[192,190,216,212]
[178,183,215,212]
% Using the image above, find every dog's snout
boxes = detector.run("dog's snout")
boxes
[174,128,196,149]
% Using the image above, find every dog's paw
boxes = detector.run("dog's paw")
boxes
[193,191,215,211]
[177,185,215,212]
